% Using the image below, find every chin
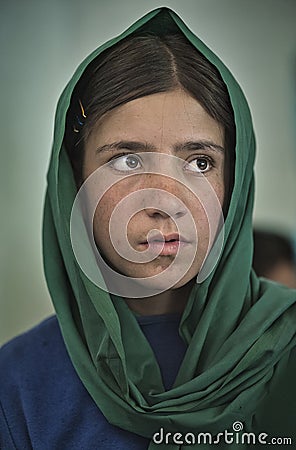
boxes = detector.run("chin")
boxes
[130,264,198,290]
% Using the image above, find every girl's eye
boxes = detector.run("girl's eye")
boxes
[109,154,142,172]
[184,156,213,173]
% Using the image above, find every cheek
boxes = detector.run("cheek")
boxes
[191,178,224,246]
[92,186,137,251]
[93,192,119,244]
[207,173,225,216]
[215,179,225,206]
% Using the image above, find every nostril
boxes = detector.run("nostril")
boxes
[174,210,186,219]
[145,208,170,219]
[144,207,187,220]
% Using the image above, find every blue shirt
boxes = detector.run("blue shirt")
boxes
[0,315,186,450]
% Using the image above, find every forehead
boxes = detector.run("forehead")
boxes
[88,90,224,148]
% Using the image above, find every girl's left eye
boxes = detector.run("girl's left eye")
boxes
[109,154,142,172]
[184,156,213,173]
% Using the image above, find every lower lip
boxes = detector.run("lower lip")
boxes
[140,241,189,256]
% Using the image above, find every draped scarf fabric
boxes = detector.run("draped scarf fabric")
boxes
[43,7,296,449]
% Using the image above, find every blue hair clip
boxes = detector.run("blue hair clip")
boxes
[73,99,87,133]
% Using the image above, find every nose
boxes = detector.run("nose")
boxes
[142,176,188,220]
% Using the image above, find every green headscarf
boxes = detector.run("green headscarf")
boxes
[43,7,296,449]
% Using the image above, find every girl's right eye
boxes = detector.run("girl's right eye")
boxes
[109,154,142,172]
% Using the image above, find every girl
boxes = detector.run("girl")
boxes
[1,7,295,450]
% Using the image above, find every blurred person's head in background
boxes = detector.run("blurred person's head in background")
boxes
[253,229,296,289]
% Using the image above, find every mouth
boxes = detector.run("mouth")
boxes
[139,233,191,256]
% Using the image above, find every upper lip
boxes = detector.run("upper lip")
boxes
[141,232,190,244]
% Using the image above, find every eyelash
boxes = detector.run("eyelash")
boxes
[185,155,215,173]
[108,153,143,172]
[108,152,215,174]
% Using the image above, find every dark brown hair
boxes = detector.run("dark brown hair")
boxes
[65,31,235,201]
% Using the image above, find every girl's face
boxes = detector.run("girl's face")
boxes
[82,89,225,290]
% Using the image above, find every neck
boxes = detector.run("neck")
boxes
[124,279,195,316]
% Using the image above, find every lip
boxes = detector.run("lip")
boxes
[139,232,191,256]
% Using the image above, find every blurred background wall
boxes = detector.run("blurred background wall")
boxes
[1,0,296,345]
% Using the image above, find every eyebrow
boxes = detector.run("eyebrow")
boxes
[174,140,224,153]
[96,141,155,154]
[95,140,224,154]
